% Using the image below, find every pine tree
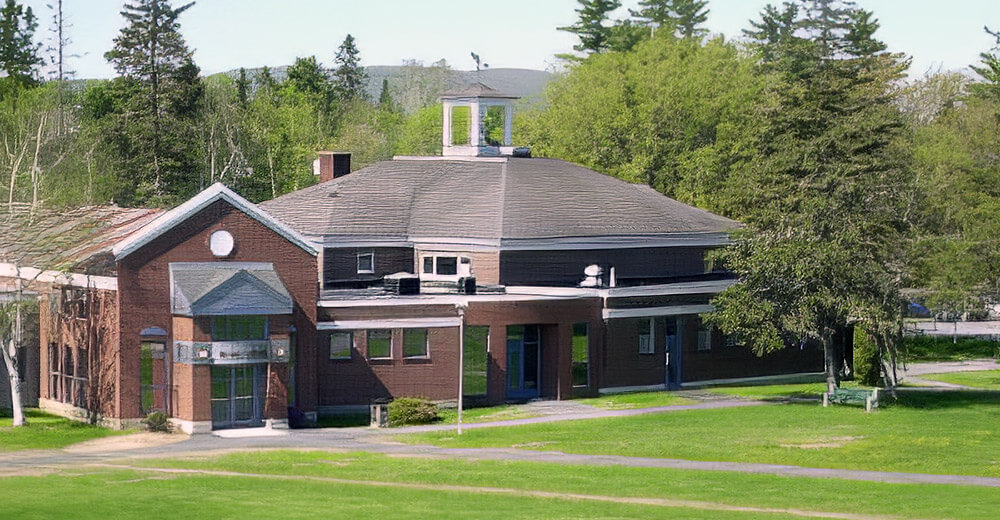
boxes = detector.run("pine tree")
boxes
[0,0,41,85]
[333,34,367,101]
[970,26,1000,100]
[710,0,912,391]
[378,78,394,110]
[630,0,709,39]
[103,0,202,204]
[235,67,249,106]
[558,0,622,55]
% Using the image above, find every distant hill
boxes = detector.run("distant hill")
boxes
[220,65,554,110]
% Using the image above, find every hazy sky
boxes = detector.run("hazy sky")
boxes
[22,0,1000,80]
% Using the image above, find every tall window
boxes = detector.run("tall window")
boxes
[697,323,712,351]
[329,332,353,360]
[464,326,489,397]
[403,329,429,358]
[211,316,267,341]
[638,318,654,354]
[572,322,589,387]
[367,329,391,359]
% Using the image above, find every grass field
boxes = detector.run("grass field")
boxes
[905,335,1000,361]
[3,451,999,520]
[576,390,695,409]
[0,409,124,452]
[920,370,1000,390]
[402,391,1000,477]
[709,380,869,399]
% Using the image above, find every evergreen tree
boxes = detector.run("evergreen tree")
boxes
[631,0,709,39]
[709,1,912,391]
[103,0,202,204]
[378,78,394,110]
[970,26,1000,100]
[0,0,41,85]
[235,67,249,106]
[558,0,621,55]
[333,34,367,101]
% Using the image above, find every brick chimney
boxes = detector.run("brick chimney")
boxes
[313,152,352,182]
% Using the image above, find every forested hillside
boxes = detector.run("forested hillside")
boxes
[2,0,1000,383]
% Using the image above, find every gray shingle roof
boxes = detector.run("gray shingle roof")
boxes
[170,262,293,316]
[259,157,738,242]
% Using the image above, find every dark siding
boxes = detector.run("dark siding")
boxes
[499,247,712,287]
[323,247,414,288]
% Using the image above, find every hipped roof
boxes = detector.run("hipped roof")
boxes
[260,157,739,243]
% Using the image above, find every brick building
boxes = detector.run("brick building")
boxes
[2,85,825,432]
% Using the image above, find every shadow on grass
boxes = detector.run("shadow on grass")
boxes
[888,390,1000,410]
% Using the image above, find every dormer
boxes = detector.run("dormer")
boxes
[440,83,519,157]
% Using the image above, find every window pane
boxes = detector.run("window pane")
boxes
[464,326,488,397]
[437,256,457,275]
[422,257,434,274]
[357,252,374,273]
[329,332,353,360]
[572,322,589,387]
[212,316,267,341]
[403,329,428,358]
[450,105,470,145]
[367,330,391,359]
[638,318,654,354]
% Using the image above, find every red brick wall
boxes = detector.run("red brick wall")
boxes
[117,199,317,419]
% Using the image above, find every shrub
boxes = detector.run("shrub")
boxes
[387,397,439,426]
[141,411,171,432]
[853,329,882,387]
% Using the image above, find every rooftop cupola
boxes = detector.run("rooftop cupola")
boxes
[439,83,519,157]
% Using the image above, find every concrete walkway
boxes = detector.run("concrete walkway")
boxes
[901,359,1000,388]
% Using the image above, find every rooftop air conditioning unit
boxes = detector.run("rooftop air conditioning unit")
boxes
[458,276,477,294]
[384,273,420,295]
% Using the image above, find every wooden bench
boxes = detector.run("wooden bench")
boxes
[823,387,880,412]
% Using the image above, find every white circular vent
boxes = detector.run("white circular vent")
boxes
[209,230,235,257]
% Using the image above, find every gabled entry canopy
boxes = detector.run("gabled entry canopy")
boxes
[170,262,293,316]
[113,182,319,261]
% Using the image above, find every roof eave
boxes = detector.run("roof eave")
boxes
[112,183,320,261]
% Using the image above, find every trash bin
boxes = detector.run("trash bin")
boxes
[370,397,392,428]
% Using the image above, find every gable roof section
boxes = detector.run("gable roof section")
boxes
[0,203,163,275]
[113,183,319,260]
[170,262,293,316]
[259,157,739,246]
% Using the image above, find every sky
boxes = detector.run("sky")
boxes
[21,0,1000,80]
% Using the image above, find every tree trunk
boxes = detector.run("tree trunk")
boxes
[3,332,25,427]
[822,330,841,393]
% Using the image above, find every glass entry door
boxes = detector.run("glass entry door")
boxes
[211,365,264,429]
[140,341,170,415]
[506,325,540,400]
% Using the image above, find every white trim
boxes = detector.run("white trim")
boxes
[315,234,731,252]
[317,317,463,330]
[680,372,826,388]
[604,279,735,297]
[392,155,509,163]
[113,182,320,260]
[0,263,117,291]
[500,233,731,251]
[603,304,714,320]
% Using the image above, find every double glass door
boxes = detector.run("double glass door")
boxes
[506,325,540,400]
[211,365,264,429]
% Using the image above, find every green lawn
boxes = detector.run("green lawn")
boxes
[920,370,1000,390]
[905,335,1000,361]
[402,391,1000,477]
[437,404,540,424]
[576,390,695,409]
[709,380,869,399]
[0,409,125,452]
[0,465,802,520]
[7,450,995,520]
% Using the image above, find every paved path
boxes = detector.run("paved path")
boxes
[901,359,1000,388]
[4,394,1000,488]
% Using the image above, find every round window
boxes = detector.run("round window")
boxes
[209,230,235,257]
